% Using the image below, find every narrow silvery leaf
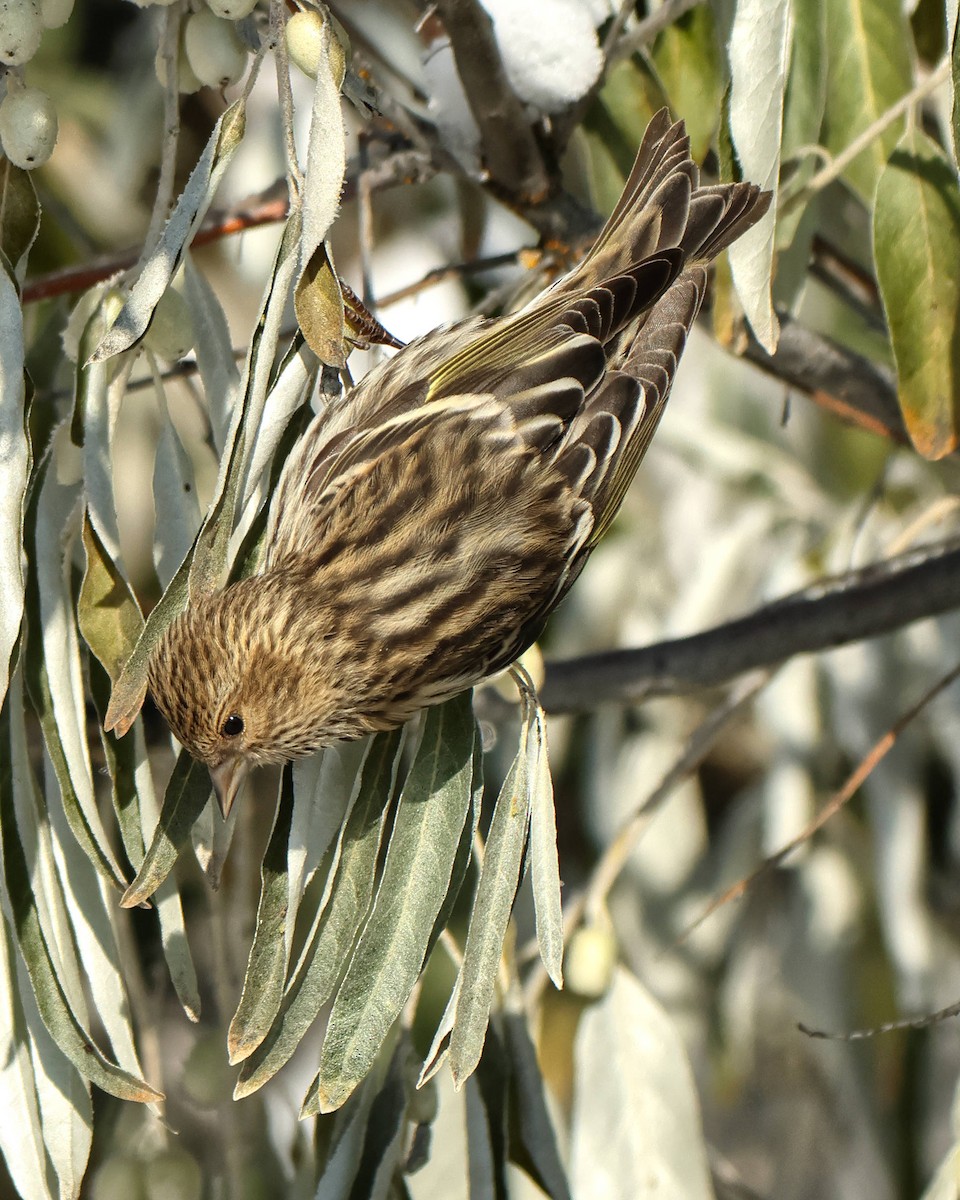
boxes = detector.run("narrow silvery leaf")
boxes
[25,427,127,889]
[727,0,790,351]
[0,267,28,709]
[132,722,200,1019]
[188,212,303,601]
[295,12,347,367]
[233,730,403,1091]
[227,770,294,1064]
[450,732,531,1086]
[300,14,346,265]
[45,764,149,1085]
[286,737,368,959]
[0,892,59,1200]
[152,419,201,591]
[121,750,211,908]
[90,101,247,363]
[316,694,477,1112]
[418,968,461,1088]
[80,351,124,559]
[182,254,239,454]
[0,675,161,1103]
[570,968,713,1200]
[526,701,562,988]
[239,339,317,511]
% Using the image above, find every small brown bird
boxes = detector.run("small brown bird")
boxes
[147,111,769,816]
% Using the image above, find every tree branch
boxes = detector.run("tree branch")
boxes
[433,0,550,202]
[541,536,960,712]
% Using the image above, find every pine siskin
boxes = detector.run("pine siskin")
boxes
[147,111,770,816]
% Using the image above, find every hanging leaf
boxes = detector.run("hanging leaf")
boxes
[874,129,960,459]
[314,694,478,1113]
[89,101,247,363]
[0,158,40,278]
[77,512,144,683]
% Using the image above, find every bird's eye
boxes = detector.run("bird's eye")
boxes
[221,713,244,738]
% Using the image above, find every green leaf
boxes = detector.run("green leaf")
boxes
[89,101,247,363]
[315,694,478,1112]
[651,6,722,164]
[0,265,29,709]
[233,730,404,1092]
[874,129,960,459]
[823,0,913,203]
[0,158,40,278]
[449,730,531,1085]
[120,750,212,908]
[294,242,346,368]
[78,512,144,683]
[727,0,789,351]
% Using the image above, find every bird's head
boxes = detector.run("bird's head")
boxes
[146,575,350,817]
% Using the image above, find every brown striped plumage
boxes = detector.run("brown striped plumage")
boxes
[147,111,770,815]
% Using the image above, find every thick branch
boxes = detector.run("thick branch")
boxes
[541,537,960,712]
[433,0,550,201]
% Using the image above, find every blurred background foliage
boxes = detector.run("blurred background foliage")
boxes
[6,1,960,1198]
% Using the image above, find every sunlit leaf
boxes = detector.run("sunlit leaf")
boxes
[570,968,713,1200]
[823,0,912,202]
[727,0,789,351]
[90,101,247,363]
[294,242,346,367]
[874,129,960,459]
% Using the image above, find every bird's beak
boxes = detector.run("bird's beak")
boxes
[209,758,249,820]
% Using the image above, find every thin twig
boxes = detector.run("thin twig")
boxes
[524,671,768,1004]
[782,59,951,214]
[678,658,960,943]
[541,535,960,713]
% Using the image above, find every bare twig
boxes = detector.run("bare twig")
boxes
[680,657,960,942]
[541,535,960,712]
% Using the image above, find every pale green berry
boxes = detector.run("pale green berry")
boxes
[41,0,74,28]
[144,288,195,361]
[0,86,58,168]
[205,0,258,19]
[184,9,248,89]
[0,0,42,65]
[285,10,346,87]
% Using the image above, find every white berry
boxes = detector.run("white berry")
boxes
[0,86,58,168]
[184,10,248,89]
[40,0,74,28]
[205,0,258,18]
[0,0,42,65]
